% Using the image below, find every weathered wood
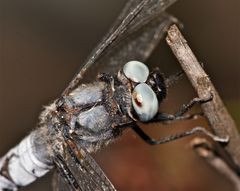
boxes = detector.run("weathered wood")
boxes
[191,138,240,191]
[166,24,240,167]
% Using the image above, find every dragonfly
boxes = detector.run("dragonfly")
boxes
[0,0,228,191]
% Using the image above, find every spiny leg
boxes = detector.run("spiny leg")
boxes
[174,94,213,117]
[151,94,213,123]
[131,124,229,145]
[152,112,204,123]
[165,70,184,88]
[163,69,213,122]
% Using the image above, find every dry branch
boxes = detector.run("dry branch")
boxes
[166,25,240,167]
[190,138,240,191]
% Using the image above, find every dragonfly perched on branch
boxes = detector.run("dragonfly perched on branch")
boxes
[0,0,228,191]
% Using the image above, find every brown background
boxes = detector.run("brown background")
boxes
[0,0,239,191]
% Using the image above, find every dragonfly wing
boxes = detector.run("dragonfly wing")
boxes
[52,142,116,191]
[88,13,179,76]
[52,171,74,191]
[62,0,178,95]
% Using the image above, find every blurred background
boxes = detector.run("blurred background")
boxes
[0,0,239,190]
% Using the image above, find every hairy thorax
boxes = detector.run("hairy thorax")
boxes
[41,74,133,155]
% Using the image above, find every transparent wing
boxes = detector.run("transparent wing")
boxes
[52,171,74,191]
[52,141,116,191]
[62,0,178,95]
[87,13,178,78]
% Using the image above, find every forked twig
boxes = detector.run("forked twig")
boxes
[166,25,240,167]
[190,138,240,191]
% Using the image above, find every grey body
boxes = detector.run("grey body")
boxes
[44,73,133,156]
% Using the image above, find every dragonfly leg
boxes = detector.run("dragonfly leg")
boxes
[151,94,213,123]
[152,112,204,122]
[165,70,184,87]
[164,63,205,88]
[174,94,213,117]
[131,124,229,145]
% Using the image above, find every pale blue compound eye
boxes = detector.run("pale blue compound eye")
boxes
[123,61,149,83]
[132,83,158,122]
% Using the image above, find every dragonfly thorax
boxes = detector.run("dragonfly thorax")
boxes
[51,77,133,153]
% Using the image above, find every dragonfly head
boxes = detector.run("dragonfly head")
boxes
[122,61,166,122]
[146,69,167,104]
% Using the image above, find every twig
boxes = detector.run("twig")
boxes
[190,138,240,191]
[166,25,240,166]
